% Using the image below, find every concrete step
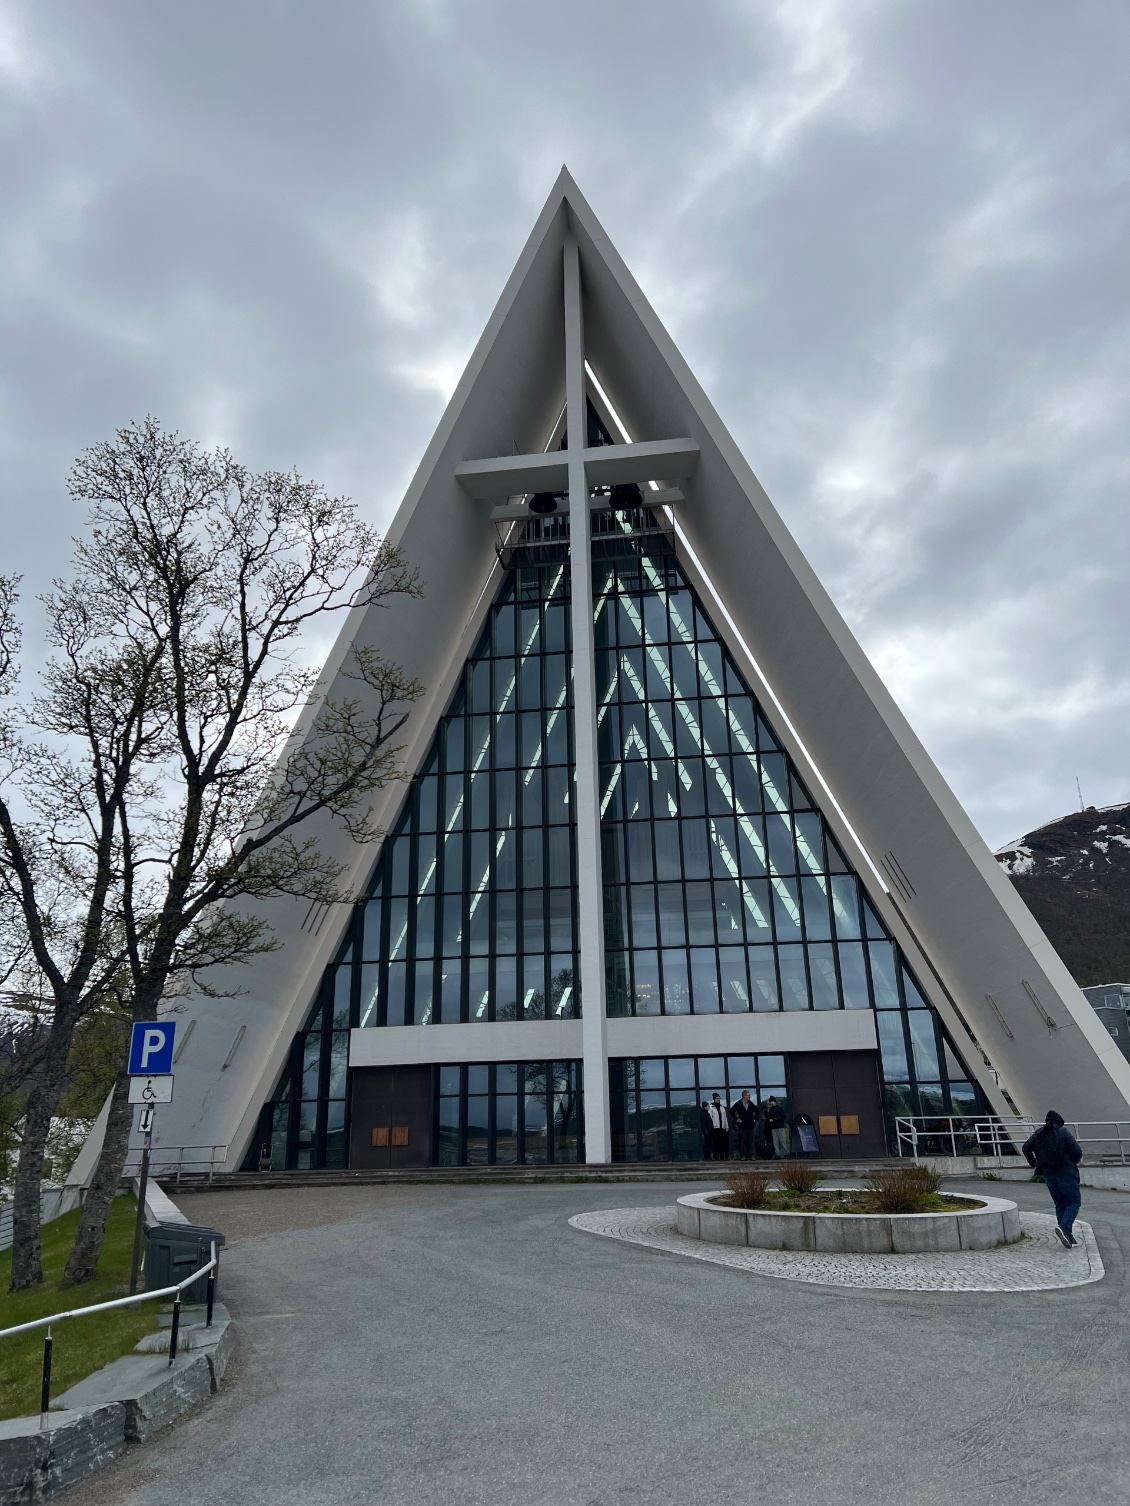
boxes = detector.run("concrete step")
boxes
[172,1159,915,1193]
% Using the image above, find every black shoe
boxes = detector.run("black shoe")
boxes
[1053,1226,1071,1249]
[1067,1231,1078,1247]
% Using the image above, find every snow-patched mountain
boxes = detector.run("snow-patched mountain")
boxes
[996,803,1130,986]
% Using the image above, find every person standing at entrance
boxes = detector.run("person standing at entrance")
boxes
[1023,1110,1083,1247]
[708,1094,730,1161]
[732,1090,756,1160]
[765,1096,790,1158]
[699,1101,714,1160]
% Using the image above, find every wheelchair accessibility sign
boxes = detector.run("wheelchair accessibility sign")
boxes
[128,1074,174,1104]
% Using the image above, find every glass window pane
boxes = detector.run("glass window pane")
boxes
[685,881,714,945]
[661,949,691,1015]
[523,954,546,1019]
[909,1012,941,1081]
[794,812,824,873]
[414,960,434,1025]
[697,1057,726,1091]
[720,951,750,1013]
[638,1058,665,1088]
[632,950,661,1015]
[715,880,743,944]
[778,944,809,1010]
[362,897,382,960]
[358,963,380,1028]
[668,1057,695,1089]
[495,956,518,1020]
[903,969,930,1009]
[438,1097,460,1166]
[606,950,630,1018]
[690,949,719,1013]
[800,875,832,941]
[748,948,780,1011]
[831,874,862,938]
[327,1034,348,1098]
[772,877,802,941]
[807,943,840,1010]
[727,1056,758,1090]
[869,941,899,1008]
[386,960,407,1026]
[839,941,871,1009]
[468,956,490,1021]
[631,885,658,948]
[657,883,686,946]
[877,1013,910,1081]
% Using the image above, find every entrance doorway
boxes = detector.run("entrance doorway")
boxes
[787,1051,886,1158]
[349,1066,433,1169]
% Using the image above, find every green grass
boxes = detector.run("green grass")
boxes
[0,1195,162,1421]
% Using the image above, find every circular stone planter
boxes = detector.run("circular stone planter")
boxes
[676,1190,1022,1254]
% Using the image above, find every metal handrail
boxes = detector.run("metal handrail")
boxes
[120,1144,228,1183]
[894,1115,1130,1165]
[1,1239,218,1429]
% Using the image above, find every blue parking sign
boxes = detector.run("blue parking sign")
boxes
[128,1022,176,1077]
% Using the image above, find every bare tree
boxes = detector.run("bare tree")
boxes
[0,419,420,1289]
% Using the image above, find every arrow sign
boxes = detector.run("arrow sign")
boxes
[128,1021,176,1076]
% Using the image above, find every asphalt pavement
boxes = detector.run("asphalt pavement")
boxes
[65,1175,1130,1506]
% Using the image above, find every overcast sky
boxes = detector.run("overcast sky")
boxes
[1,1,1127,851]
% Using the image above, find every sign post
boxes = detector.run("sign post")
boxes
[127,1022,175,1295]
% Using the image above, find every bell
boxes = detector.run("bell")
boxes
[609,482,643,511]
[529,492,560,516]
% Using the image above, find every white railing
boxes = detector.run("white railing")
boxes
[895,1115,1130,1165]
[121,1144,228,1183]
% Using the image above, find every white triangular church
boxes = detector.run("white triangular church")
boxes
[90,170,1130,1179]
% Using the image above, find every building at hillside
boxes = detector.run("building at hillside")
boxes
[1082,984,1130,1065]
[82,171,1130,1181]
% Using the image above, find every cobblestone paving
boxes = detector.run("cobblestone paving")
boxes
[568,1206,1104,1291]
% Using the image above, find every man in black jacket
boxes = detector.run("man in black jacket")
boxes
[731,1090,757,1160]
[1023,1109,1084,1248]
[699,1102,714,1160]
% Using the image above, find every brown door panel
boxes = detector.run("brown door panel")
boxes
[830,1052,887,1156]
[787,1052,841,1158]
[350,1065,434,1168]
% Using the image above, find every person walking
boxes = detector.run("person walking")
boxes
[765,1096,790,1158]
[1023,1110,1083,1247]
[699,1101,714,1160]
[708,1094,730,1161]
[754,1100,775,1159]
[732,1090,757,1160]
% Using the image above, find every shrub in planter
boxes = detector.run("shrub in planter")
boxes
[864,1165,942,1213]
[725,1169,770,1208]
[777,1159,821,1195]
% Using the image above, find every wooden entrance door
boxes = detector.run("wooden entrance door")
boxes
[787,1051,886,1158]
[349,1066,433,1169]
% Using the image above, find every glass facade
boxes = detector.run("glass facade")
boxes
[436,1061,583,1165]
[611,1054,787,1162]
[254,491,988,1170]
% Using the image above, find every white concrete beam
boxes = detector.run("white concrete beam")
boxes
[564,235,611,1164]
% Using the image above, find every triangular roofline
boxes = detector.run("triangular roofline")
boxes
[99,168,1127,1182]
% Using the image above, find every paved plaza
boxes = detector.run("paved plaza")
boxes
[570,1204,1104,1291]
[67,1177,1129,1506]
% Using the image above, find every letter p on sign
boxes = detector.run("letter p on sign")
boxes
[128,1022,176,1077]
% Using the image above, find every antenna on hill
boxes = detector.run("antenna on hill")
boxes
[1076,776,1084,812]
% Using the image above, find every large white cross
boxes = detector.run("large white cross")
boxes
[453,240,699,1163]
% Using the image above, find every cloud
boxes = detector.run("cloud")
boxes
[0,0,1127,850]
